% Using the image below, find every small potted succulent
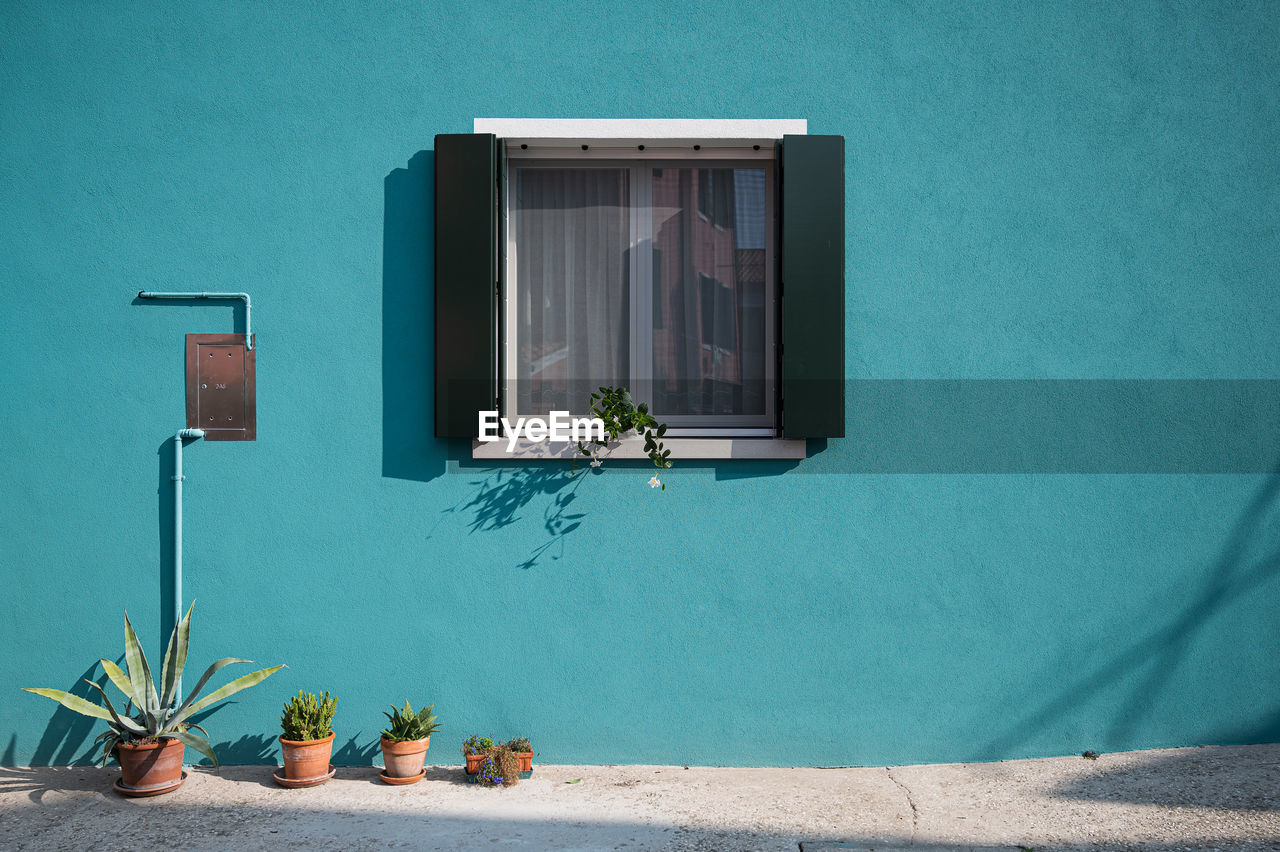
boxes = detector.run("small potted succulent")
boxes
[462,735,493,775]
[23,604,282,797]
[379,700,440,785]
[276,690,337,787]
[505,737,534,773]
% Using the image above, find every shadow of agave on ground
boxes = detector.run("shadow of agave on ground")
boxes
[0,764,117,804]
[454,465,594,570]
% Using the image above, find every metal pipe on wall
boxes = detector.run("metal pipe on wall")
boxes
[137,291,253,349]
[172,428,205,702]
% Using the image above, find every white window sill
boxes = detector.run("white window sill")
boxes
[471,436,806,461]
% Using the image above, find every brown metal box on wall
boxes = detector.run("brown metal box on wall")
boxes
[186,334,256,440]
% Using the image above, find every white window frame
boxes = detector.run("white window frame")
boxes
[472,119,808,460]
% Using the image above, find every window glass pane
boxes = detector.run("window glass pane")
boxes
[514,168,630,414]
[651,167,767,416]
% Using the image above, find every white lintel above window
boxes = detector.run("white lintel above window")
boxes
[474,117,807,145]
[476,118,805,152]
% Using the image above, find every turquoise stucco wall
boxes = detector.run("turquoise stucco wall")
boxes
[2,1,1278,767]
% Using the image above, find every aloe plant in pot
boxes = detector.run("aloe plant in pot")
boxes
[22,604,283,797]
[277,690,337,787]
[379,700,440,785]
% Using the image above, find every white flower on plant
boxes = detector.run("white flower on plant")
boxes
[648,475,661,489]
[589,458,602,468]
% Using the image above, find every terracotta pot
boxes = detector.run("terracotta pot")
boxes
[279,732,335,782]
[513,750,533,772]
[117,738,185,793]
[381,736,430,778]
[464,751,488,775]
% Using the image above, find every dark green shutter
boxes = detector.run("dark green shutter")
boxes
[434,133,498,438]
[780,134,845,438]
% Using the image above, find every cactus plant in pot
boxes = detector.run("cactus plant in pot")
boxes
[379,700,440,785]
[276,691,337,787]
[22,604,283,797]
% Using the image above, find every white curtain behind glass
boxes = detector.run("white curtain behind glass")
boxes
[514,168,630,414]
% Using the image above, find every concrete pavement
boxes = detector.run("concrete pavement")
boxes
[0,744,1276,850]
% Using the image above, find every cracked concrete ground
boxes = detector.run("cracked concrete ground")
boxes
[0,744,1277,850]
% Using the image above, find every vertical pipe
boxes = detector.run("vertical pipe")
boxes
[173,434,182,671]
[172,429,204,704]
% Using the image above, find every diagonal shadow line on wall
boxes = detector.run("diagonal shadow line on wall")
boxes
[1104,468,1280,746]
[976,464,1280,760]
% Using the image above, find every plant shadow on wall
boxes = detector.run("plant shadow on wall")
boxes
[22,663,112,767]
[441,463,594,571]
[333,732,381,767]
[448,388,687,569]
[207,734,278,766]
[980,460,1280,760]
[383,150,448,484]
[200,731,378,770]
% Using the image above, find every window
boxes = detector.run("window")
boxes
[505,149,776,435]
[433,122,845,451]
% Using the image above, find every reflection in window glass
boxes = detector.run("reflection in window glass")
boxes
[652,167,767,416]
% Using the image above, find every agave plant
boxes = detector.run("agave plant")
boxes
[23,603,283,766]
[381,700,440,742]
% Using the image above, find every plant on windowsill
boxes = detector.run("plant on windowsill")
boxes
[505,736,534,773]
[22,603,283,797]
[573,386,673,489]
[462,734,494,775]
[379,700,440,785]
[277,690,337,787]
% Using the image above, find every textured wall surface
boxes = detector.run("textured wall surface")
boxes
[2,1,1278,767]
